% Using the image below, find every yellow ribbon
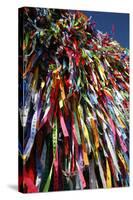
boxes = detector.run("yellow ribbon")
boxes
[90,118,99,149]
[106,158,112,188]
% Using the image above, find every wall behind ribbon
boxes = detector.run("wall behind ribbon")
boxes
[18,7,129,193]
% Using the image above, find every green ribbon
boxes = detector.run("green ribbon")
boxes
[73,112,81,145]
[42,117,58,192]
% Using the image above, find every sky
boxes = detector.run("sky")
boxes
[82,11,129,49]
